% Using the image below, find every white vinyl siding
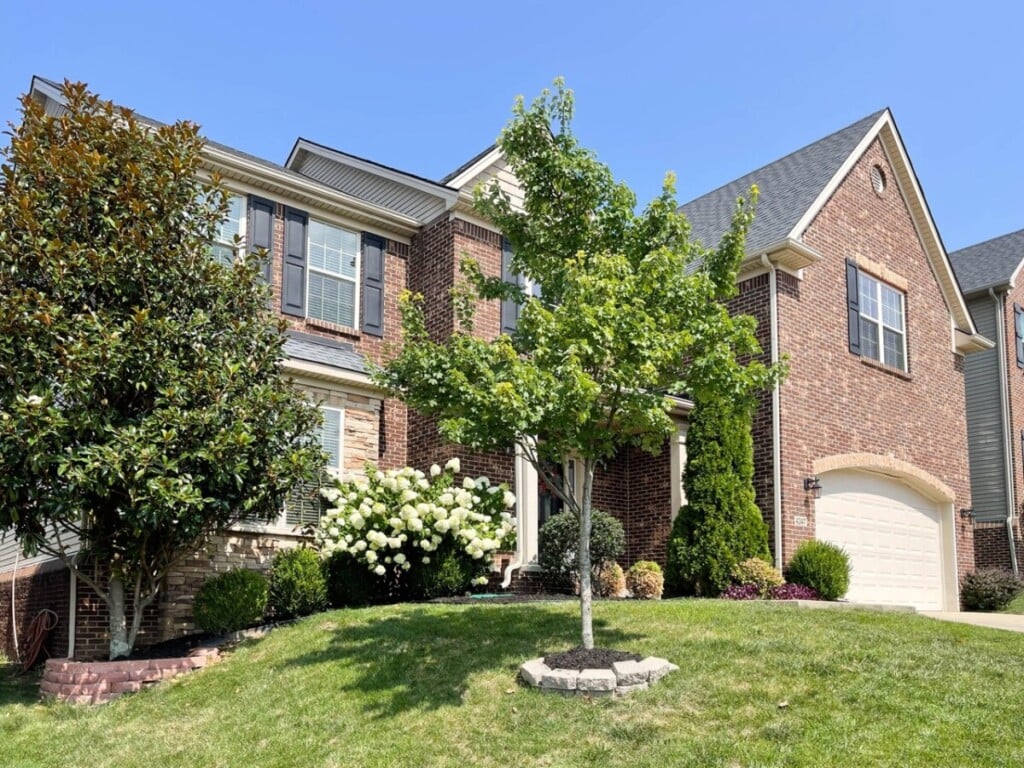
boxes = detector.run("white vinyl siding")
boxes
[858,272,906,370]
[307,220,359,328]
[208,193,246,266]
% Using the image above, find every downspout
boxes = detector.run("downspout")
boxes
[761,255,784,569]
[989,288,1019,575]
[67,565,77,658]
[501,443,528,588]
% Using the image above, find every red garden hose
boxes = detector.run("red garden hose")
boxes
[21,609,59,672]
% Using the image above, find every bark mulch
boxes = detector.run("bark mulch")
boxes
[543,646,642,671]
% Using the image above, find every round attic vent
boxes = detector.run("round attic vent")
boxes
[870,165,887,195]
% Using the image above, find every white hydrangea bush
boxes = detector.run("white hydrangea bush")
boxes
[315,458,516,588]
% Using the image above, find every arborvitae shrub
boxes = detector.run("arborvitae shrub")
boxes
[665,398,769,596]
[193,568,268,634]
[268,547,329,619]
[784,540,851,601]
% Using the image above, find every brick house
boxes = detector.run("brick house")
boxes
[949,229,1024,573]
[678,109,988,611]
[0,80,988,661]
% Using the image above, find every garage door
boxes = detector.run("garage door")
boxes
[815,469,945,610]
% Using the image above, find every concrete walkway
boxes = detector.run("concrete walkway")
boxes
[920,611,1024,633]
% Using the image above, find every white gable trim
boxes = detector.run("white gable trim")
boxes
[445,146,504,191]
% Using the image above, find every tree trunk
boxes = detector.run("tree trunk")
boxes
[578,459,595,649]
[108,576,131,660]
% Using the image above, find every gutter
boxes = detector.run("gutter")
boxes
[761,254,784,569]
[989,288,1019,575]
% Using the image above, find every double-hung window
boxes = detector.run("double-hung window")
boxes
[1014,305,1024,368]
[208,194,246,266]
[285,406,344,528]
[307,220,360,328]
[846,260,907,371]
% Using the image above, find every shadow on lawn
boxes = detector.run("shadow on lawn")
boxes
[0,666,40,707]
[283,603,643,717]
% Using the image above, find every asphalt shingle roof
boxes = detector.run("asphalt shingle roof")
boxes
[948,229,1024,296]
[679,110,886,255]
[284,333,366,375]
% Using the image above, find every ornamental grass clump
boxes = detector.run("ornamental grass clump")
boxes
[315,459,515,599]
[596,561,626,598]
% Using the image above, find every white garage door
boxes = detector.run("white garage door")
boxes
[815,469,945,610]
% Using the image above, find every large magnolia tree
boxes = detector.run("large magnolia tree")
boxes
[0,82,323,659]
[377,81,782,649]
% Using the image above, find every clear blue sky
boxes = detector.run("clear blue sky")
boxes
[2,1,1019,251]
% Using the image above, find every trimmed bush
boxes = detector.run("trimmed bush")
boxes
[666,397,770,596]
[961,568,1024,611]
[268,548,329,619]
[784,540,851,601]
[731,557,784,597]
[324,551,393,608]
[193,568,268,634]
[538,509,626,586]
[626,560,664,599]
[596,561,626,598]
[407,541,484,600]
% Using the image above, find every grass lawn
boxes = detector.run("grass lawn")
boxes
[3,600,1024,767]
[1002,591,1024,614]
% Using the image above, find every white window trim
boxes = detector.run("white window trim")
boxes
[858,272,908,370]
[519,452,584,572]
[233,405,345,536]
[306,219,361,329]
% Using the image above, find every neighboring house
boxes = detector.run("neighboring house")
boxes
[678,109,989,611]
[949,229,1024,574]
[0,79,990,662]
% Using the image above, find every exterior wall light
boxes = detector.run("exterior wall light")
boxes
[803,476,822,499]
[958,507,975,520]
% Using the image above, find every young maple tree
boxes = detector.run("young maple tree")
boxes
[0,82,323,659]
[376,81,782,648]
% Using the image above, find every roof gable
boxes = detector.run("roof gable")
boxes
[680,111,885,254]
[678,108,984,351]
[949,229,1024,296]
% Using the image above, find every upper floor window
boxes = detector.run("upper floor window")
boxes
[281,208,385,337]
[307,220,360,328]
[846,260,907,371]
[208,194,246,266]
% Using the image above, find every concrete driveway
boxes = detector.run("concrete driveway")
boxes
[920,611,1024,633]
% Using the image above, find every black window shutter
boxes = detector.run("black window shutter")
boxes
[282,207,308,317]
[500,237,520,335]
[361,233,386,337]
[1015,304,1024,368]
[846,259,861,355]
[247,196,275,282]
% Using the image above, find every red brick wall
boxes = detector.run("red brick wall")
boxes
[0,562,70,665]
[777,137,974,578]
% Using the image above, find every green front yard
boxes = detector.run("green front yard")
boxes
[3,600,1022,767]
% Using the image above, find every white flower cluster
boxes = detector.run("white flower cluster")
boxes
[314,461,515,579]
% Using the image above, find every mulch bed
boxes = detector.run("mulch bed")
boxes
[124,631,218,660]
[430,592,575,605]
[543,646,642,671]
